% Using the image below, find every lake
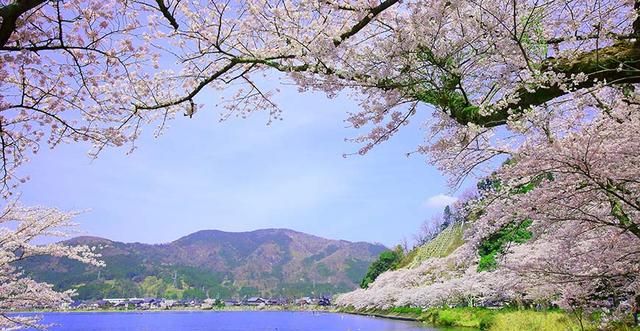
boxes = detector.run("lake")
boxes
[18,311,451,331]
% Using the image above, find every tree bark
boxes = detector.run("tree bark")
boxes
[0,0,46,47]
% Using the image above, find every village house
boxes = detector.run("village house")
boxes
[244,297,267,306]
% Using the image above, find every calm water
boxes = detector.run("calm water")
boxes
[18,311,447,331]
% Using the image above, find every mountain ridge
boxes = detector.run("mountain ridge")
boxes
[66,228,383,247]
[21,228,387,300]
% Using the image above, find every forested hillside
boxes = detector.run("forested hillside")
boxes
[19,229,386,300]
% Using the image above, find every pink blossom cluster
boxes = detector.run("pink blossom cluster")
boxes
[0,202,103,329]
[338,93,640,315]
[2,0,639,322]
[2,0,636,193]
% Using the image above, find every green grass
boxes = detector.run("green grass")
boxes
[604,323,640,331]
[406,222,465,268]
[342,306,635,331]
[489,310,582,331]
[338,306,423,320]
[395,248,419,269]
[421,308,607,331]
[422,307,496,329]
[390,306,423,315]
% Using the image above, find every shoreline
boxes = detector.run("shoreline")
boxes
[339,310,420,322]
[9,306,336,314]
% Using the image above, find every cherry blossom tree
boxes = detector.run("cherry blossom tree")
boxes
[1,0,637,189]
[3,0,640,320]
[414,214,445,247]
[337,101,640,312]
[128,0,639,187]
[0,0,173,193]
[0,202,102,330]
[476,94,640,308]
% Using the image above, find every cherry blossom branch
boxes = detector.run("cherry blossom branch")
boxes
[0,0,47,47]
[332,0,400,47]
[154,0,179,30]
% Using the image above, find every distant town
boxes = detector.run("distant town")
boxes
[58,296,333,311]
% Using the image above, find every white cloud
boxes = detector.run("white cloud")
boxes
[423,194,458,209]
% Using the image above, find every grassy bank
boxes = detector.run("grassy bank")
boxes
[339,306,424,321]
[422,308,581,330]
[340,306,640,331]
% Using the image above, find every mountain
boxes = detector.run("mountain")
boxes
[19,229,387,300]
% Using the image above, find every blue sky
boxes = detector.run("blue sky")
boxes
[16,78,461,247]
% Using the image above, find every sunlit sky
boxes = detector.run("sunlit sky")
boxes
[17,77,463,247]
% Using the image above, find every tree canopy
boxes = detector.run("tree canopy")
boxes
[1,0,640,327]
[360,246,404,289]
[0,0,638,189]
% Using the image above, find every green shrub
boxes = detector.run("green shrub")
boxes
[477,219,533,272]
[478,254,498,271]
[360,246,404,288]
